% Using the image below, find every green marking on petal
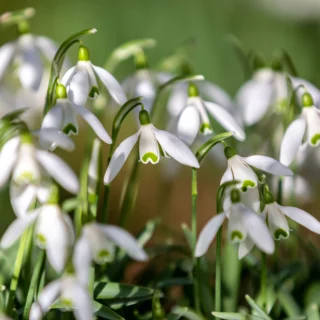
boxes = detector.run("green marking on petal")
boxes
[242,180,256,192]
[18,171,37,184]
[36,234,46,247]
[61,298,73,309]
[274,229,289,240]
[89,86,99,98]
[200,123,212,134]
[96,249,114,264]
[63,124,77,135]
[231,231,243,242]
[311,134,320,146]
[142,152,158,164]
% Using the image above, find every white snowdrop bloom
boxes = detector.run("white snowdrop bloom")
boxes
[0,33,58,91]
[122,68,172,112]
[221,146,293,192]
[262,190,320,241]
[30,275,93,320]
[73,222,148,287]
[61,45,126,107]
[0,133,79,216]
[195,189,274,259]
[176,83,245,146]
[236,68,320,126]
[1,204,74,273]
[280,92,320,166]
[104,109,200,184]
[41,83,112,146]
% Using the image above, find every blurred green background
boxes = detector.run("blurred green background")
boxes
[1,0,320,243]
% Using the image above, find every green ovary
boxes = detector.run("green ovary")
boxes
[142,152,158,163]
[63,124,77,135]
[311,134,320,146]
[242,180,255,192]
[274,229,288,240]
[231,231,243,242]
[200,123,212,134]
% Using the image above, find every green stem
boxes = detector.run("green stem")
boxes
[261,252,267,311]
[22,250,46,319]
[215,228,222,314]
[6,229,30,314]
[191,168,201,313]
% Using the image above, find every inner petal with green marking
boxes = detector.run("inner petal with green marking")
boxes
[142,152,159,164]
[274,228,289,240]
[231,230,243,242]
[241,180,256,192]
[200,122,213,135]
[311,133,320,146]
[63,124,77,135]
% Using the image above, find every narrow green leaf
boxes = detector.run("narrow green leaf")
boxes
[0,7,35,28]
[181,223,193,249]
[306,304,320,320]
[167,306,188,320]
[104,38,157,72]
[195,132,234,164]
[2,108,28,122]
[255,285,277,314]
[278,288,302,317]
[212,312,245,320]
[281,51,298,77]
[245,295,273,320]
[62,198,81,212]
[171,307,206,320]
[94,282,153,301]
[44,28,97,115]
[93,301,124,320]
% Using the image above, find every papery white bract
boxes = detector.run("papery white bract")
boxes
[221,146,293,191]
[41,84,112,146]
[29,276,93,320]
[61,45,126,107]
[73,222,148,286]
[0,34,57,91]
[1,204,74,273]
[280,92,320,166]
[104,109,199,184]
[0,134,79,216]
[175,83,245,146]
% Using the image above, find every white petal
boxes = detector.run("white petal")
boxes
[204,101,246,141]
[35,128,75,151]
[304,107,320,147]
[0,42,15,80]
[167,83,188,117]
[278,204,320,234]
[61,66,76,86]
[139,125,160,164]
[72,283,93,320]
[35,36,58,62]
[241,187,260,212]
[41,103,63,132]
[280,117,306,166]
[18,35,43,90]
[220,167,232,185]
[238,237,254,259]
[67,66,90,106]
[265,203,290,240]
[242,207,275,254]
[195,213,226,257]
[228,204,248,243]
[35,205,70,273]
[73,235,92,287]
[98,224,148,261]
[1,213,38,248]
[192,97,212,133]
[236,79,274,126]
[291,77,320,107]
[242,155,293,176]
[35,150,79,193]
[35,280,61,314]
[177,105,200,145]
[153,128,200,168]
[93,65,127,105]
[72,104,112,144]
[104,131,140,184]
[0,137,19,187]
[10,183,37,217]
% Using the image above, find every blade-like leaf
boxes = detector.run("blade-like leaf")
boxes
[306,304,320,320]
[167,307,188,320]
[278,289,302,317]
[212,312,245,320]
[245,295,273,320]
[93,301,124,320]
[171,307,206,320]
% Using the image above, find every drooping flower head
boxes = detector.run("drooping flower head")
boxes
[104,108,200,184]
[61,45,126,107]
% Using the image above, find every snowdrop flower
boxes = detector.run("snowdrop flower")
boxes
[30,275,93,320]
[280,92,320,166]
[122,67,172,112]
[61,45,126,107]
[176,83,245,145]
[195,188,274,259]
[221,145,293,192]
[1,203,74,273]
[0,133,79,216]
[262,189,320,240]
[104,109,200,184]
[236,68,320,126]
[74,222,148,286]
[41,83,112,145]
[0,32,58,91]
